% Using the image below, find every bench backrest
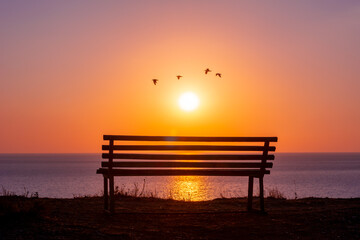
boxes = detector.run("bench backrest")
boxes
[100,135,278,177]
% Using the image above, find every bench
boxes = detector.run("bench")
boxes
[97,135,278,213]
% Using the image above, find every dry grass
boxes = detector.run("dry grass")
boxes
[267,187,286,200]
[114,179,148,198]
[1,186,359,239]
[1,196,359,239]
[1,185,39,198]
[113,179,184,200]
[113,182,288,202]
[0,186,43,219]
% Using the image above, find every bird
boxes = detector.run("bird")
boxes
[176,75,182,80]
[204,68,211,74]
[215,73,222,78]
[152,79,158,85]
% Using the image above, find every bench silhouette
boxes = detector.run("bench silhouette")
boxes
[97,135,278,213]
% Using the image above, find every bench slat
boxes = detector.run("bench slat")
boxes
[102,145,276,152]
[96,168,270,176]
[101,161,273,168]
[102,153,275,160]
[104,135,278,142]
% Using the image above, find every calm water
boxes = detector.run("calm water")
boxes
[0,153,359,200]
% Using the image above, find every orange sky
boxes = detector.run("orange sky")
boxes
[1,1,359,153]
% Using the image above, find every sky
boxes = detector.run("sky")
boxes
[1,0,359,153]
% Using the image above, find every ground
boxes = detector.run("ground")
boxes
[0,196,359,239]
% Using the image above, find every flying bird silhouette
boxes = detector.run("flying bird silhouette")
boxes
[176,75,182,80]
[204,68,211,74]
[152,79,158,85]
[215,73,222,78]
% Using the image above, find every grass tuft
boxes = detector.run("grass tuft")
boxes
[0,187,44,219]
[267,187,286,200]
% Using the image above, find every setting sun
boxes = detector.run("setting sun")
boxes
[178,92,199,111]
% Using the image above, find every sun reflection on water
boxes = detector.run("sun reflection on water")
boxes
[167,176,209,201]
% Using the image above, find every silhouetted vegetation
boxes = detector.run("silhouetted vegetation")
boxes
[0,195,359,239]
[0,187,44,225]
[267,187,286,200]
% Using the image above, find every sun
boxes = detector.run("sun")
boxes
[178,92,199,111]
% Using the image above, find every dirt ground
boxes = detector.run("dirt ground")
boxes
[0,196,359,239]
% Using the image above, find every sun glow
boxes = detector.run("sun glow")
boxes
[178,92,199,111]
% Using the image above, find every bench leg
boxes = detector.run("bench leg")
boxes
[247,176,254,211]
[109,176,115,213]
[259,176,265,212]
[103,176,108,210]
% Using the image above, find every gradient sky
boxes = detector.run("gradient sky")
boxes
[1,1,359,153]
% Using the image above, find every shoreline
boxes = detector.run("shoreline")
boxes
[1,196,359,239]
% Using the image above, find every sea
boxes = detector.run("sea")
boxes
[0,153,359,200]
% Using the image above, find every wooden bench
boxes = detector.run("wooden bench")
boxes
[97,135,278,213]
